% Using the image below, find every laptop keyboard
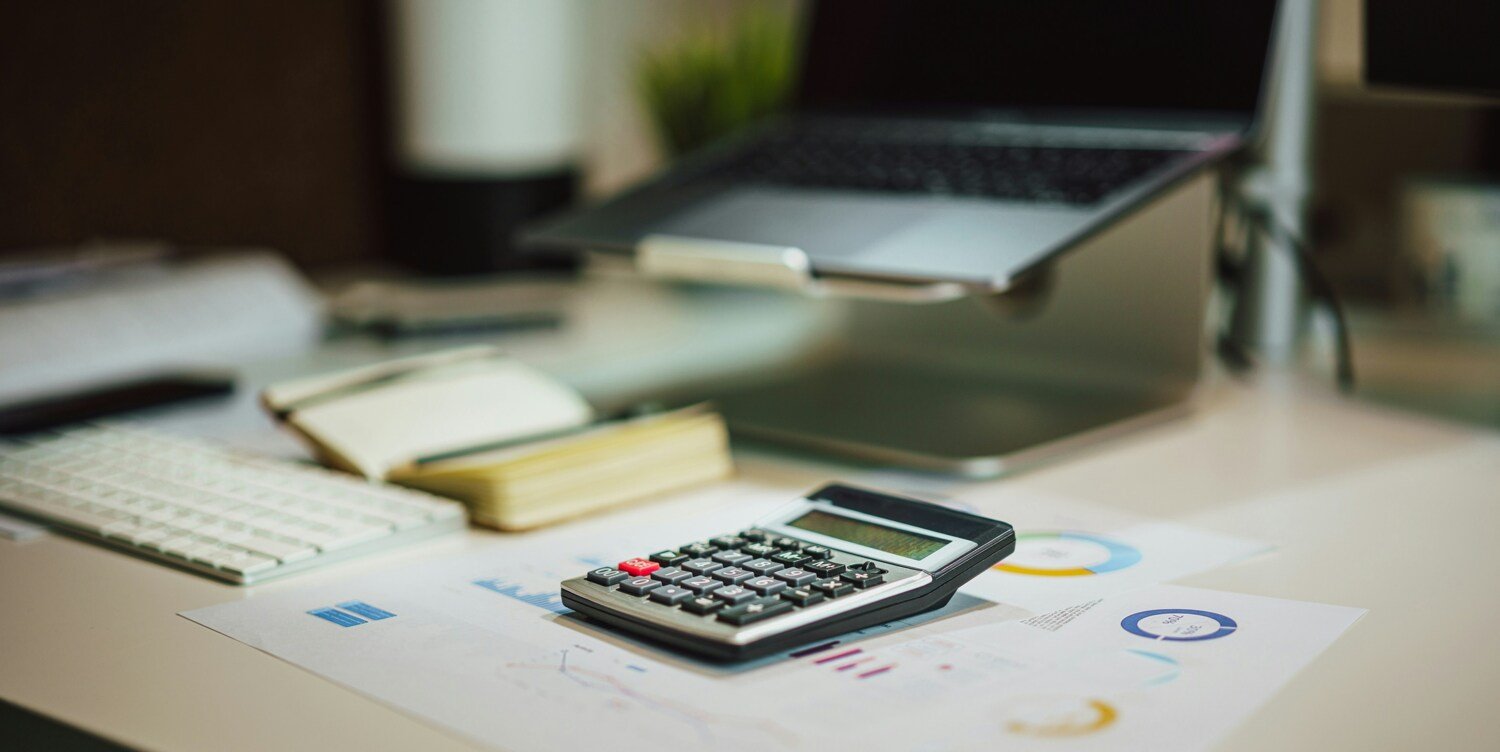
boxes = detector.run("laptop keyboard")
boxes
[709,132,1185,205]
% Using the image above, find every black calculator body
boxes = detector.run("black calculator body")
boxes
[560,484,1016,661]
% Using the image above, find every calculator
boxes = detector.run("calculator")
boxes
[560,483,1016,660]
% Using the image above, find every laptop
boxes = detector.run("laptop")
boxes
[523,0,1281,293]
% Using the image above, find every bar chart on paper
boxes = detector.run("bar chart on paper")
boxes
[472,555,610,615]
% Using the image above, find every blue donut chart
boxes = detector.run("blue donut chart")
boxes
[1121,609,1238,641]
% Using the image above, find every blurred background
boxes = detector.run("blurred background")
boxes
[1,0,1496,427]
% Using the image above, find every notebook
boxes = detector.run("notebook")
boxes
[262,346,733,530]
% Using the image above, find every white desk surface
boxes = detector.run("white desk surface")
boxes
[3,278,1499,751]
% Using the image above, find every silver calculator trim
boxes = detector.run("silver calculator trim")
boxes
[562,569,932,646]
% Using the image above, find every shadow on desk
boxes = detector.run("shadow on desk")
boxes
[1,699,130,752]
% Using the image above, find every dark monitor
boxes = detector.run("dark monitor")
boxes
[1365,0,1500,97]
[797,0,1280,121]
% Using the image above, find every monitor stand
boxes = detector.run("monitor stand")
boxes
[708,172,1216,477]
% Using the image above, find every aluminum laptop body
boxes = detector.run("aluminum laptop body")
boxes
[523,1,1281,295]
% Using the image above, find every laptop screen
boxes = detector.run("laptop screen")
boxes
[797,0,1279,121]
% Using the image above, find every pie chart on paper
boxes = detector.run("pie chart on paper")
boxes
[993,532,1142,577]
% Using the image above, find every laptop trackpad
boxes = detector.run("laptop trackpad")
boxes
[651,189,934,259]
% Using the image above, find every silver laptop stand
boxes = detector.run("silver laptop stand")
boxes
[634,172,1218,477]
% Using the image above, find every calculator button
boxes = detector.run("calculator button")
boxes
[742,558,784,576]
[648,585,693,605]
[800,545,833,560]
[680,542,719,558]
[711,550,752,567]
[781,587,826,607]
[618,576,661,596]
[617,558,660,577]
[710,585,756,605]
[740,542,777,558]
[681,558,723,575]
[849,561,888,575]
[649,550,689,567]
[709,535,746,550]
[739,528,771,542]
[711,566,753,585]
[744,576,787,596]
[651,567,692,585]
[586,567,629,585]
[812,578,854,598]
[769,550,811,568]
[840,570,884,588]
[770,537,803,550]
[773,568,816,587]
[718,597,795,625]
[681,576,723,595]
[681,596,725,615]
[803,559,845,578]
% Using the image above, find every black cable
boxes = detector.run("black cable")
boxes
[1235,199,1358,393]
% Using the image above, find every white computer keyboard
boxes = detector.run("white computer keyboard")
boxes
[0,424,466,584]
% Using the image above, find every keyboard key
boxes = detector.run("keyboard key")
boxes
[651,567,692,585]
[680,542,719,558]
[744,576,787,596]
[769,550,810,568]
[803,559,845,578]
[711,550,752,567]
[718,596,794,625]
[618,576,661,596]
[217,551,278,577]
[648,585,693,605]
[812,578,854,598]
[801,545,833,560]
[781,587,826,607]
[586,567,629,585]
[649,550,689,567]
[681,596,725,615]
[773,568,816,587]
[841,570,884,588]
[680,576,723,595]
[743,558,783,576]
[739,528,770,542]
[681,558,722,575]
[771,537,803,550]
[709,535,745,550]
[617,558,660,577]
[711,566,753,585]
[710,585,755,605]
[740,542,777,558]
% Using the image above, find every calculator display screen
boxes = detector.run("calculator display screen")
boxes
[787,510,948,560]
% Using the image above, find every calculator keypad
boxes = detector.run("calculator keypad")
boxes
[572,533,922,637]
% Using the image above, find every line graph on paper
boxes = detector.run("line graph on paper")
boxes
[499,644,801,747]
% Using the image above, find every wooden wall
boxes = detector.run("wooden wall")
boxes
[0,1,386,269]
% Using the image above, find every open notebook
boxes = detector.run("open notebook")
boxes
[263,347,732,530]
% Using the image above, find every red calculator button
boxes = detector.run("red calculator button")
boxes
[618,558,660,576]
